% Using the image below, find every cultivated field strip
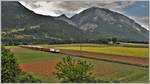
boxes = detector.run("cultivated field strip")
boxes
[20,46,149,67]
[60,49,149,67]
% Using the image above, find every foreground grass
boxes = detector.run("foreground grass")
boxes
[41,44,149,58]
[6,46,149,83]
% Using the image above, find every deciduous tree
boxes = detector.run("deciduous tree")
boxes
[54,56,103,83]
[1,46,21,82]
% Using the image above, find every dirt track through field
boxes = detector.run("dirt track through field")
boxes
[20,46,149,67]
[60,49,149,67]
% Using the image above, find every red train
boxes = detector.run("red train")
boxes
[19,45,60,53]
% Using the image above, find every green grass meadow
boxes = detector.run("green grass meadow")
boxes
[6,46,149,83]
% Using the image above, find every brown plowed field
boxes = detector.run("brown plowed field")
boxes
[20,60,59,76]
[60,49,149,67]
[20,60,115,77]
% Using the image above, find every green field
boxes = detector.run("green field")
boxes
[6,46,149,83]
[40,43,149,58]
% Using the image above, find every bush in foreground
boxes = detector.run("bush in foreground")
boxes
[18,72,41,83]
[53,56,111,83]
[1,46,41,83]
[1,46,21,82]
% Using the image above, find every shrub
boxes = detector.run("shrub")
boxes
[1,46,41,83]
[1,46,21,82]
[53,56,100,83]
[18,72,41,83]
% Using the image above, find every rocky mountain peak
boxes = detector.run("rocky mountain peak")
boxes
[57,14,69,19]
[2,2,149,42]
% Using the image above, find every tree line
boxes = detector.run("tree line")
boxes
[2,36,148,46]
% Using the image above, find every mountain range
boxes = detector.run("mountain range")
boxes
[2,1,149,44]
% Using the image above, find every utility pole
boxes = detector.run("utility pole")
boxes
[79,35,82,56]
[80,38,82,51]
[80,43,82,51]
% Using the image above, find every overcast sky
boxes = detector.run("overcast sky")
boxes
[19,1,149,30]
